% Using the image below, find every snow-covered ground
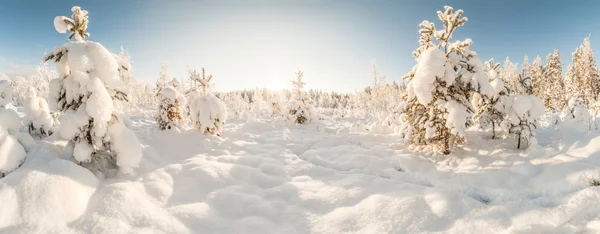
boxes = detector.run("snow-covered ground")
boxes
[1,110,600,233]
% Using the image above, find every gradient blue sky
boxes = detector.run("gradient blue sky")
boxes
[1,0,599,92]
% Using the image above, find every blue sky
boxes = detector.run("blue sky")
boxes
[1,0,599,92]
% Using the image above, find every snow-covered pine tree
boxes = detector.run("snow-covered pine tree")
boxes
[0,80,12,109]
[156,63,169,96]
[522,56,532,84]
[473,58,509,139]
[544,50,566,111]
[268,92,283,118]
[564,47,584,99]
[44,6,142,175]
[531,56,545,99]
[0,80,27,178]
[187,67,228,135]
[500,74,545,149]
[286,70,317,124]
[564,95,590,125]
[156,86,186,130]
[114,46,136,110]
[400,6,494,154]
[23,87,55,138]
[500,57,518,94]
[580,36,600,106]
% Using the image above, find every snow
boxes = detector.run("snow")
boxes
[107,117,142,175]
[53,16,71,34]
[46,40,143,174]
[412,48,447,105]
[0,110,599,232]
[23,87,55,138]
[0,80,12,107]
[190,93,228,134]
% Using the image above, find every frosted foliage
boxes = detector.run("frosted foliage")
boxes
[23,87,55,138]
[565,97,590,123]
[287,70,317,124]
[400,6,493,154]
[44,39,142,175]
[412,48,446,105]
[0,80,13,107]
[53,16,71,34]
[443,100,469,136]
[500,94,544,148]
[190,93,228,135]
[86,77,113,123]
[0,108,26,177]
[156,86,186,130]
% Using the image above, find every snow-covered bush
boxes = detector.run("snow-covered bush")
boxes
[565,96,590,123]
[23,87,55,138]
[44,6,142,175]
[268,92,283,118]
[473,59,509,139]
[562,95,593,131]
[156,86,186,130]
[0,84,27,178]
[0,80,12,108]
[499,75,545,148]
[400,6,494,154]
[286,70,317,124]
[188,68,228,135]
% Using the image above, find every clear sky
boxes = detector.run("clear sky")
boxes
[1,0,600,92]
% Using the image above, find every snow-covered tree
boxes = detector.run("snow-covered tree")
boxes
[400,6,494,154]
[156,63,169,96]
[473,59,509,139]
[187,67,228,135]
[268,92,283,118]
[44,6,142,175]
[581,37,600,106]
[566,36,600,107]
[544,50,566,111]
[499,75,545,149]
[531,56,545,98]
[500,57,518,94]
[23,87,55,138]
[564,95,590,125]
[156,86,186,130]
[564,48,584,100]
[521,56,532,83]
[0,81,27,178]
[0,80,13,108]
[286,70,317,124]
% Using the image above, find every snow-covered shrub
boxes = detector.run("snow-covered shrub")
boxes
[565,96,590,123]
[156,86,186,130]
[286,70,317,124]
[188,68,228,135]
[499,75,545,148]
[44,6,142,175]
[400,6,494,154]
[473,59,509,139]
[268,92,283,118]
[562,95,592,131]
[23,87,55,138]
[0,84,27,178]
[0,80,13,108]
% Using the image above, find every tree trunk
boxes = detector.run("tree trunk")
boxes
[443,127,450,155]
[517,133,521,149]
[491,121,496,139]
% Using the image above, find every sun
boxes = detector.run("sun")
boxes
[266,69,287,90]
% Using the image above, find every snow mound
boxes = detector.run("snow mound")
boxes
[0,144,98,230]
